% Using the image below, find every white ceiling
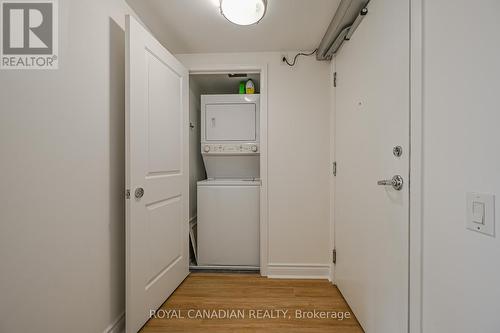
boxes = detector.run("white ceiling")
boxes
[126,0,340,54]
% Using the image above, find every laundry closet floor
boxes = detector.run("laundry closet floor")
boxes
[140,272,363,332]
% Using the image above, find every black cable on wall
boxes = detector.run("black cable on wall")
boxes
[282,49,318,67]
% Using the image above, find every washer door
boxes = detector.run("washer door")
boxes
[197,184,260,266]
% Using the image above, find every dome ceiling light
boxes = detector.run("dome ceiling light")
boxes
[219,0,267,26]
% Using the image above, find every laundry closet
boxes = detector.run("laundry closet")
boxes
[188,73,261,270]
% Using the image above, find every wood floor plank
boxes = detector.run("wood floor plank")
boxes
[140,272,364,333]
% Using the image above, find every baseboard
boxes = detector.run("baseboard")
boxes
[103,312,125,333]
[266,263,330,279]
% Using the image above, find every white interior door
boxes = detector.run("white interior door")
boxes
[334,0,410,332]
[126,15,189,333]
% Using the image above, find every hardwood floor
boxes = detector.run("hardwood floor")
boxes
[140,272,363,333]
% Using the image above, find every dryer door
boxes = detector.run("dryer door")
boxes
[205,103,256,141]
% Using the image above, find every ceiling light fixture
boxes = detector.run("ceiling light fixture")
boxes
[220,0,267,26]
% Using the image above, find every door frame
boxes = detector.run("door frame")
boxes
[187,64,269,276]
[330,0,424,331]
[409,0,423,332]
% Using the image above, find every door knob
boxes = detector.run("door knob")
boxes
[377,175,403,191]
[134,187,144,199]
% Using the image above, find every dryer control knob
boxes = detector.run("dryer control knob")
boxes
[251,145,258,152]
[204,145,210,152]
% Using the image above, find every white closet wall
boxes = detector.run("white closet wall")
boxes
[188,78,206,221]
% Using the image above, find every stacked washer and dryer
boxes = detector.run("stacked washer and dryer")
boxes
[197,94,260,269]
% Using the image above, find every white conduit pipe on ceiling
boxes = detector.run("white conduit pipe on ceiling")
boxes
[316,0,370,60]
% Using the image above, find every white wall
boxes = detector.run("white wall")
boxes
[177,53,332,275]
[188,78,205,221]
[422,1,500,332]
[0,1,152,332]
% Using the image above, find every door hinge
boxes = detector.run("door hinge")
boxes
[125,189,130,199]
[333,72,337,87]
[332,161,337,176]
[332,249,337,264]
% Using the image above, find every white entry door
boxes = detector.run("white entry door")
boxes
[125,15,189,333]
[334,0,410,332]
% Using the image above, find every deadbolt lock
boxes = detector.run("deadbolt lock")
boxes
[393,146,403,157]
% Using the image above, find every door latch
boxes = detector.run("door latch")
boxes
[134,187,144,199]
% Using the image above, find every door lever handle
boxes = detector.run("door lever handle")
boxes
[377,175,403,191]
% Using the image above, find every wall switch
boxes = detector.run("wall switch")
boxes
[466,192,495,236]
[472,201,485,224]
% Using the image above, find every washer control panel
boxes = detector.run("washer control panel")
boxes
[202,143,259,154]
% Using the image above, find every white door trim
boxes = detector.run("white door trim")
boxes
[188,64,269,276]
[409,0,423,332]
[329,61,336,283]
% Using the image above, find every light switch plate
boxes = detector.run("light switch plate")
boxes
[466,192,495,237]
